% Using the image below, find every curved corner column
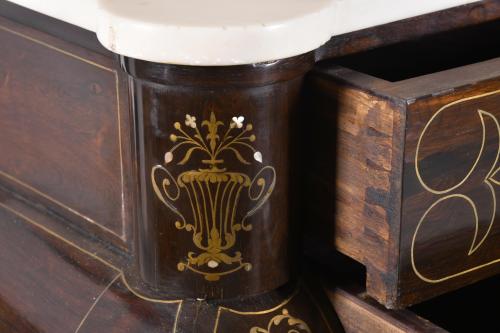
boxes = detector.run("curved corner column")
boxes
[122,54,314,300]
[120,54,344,332]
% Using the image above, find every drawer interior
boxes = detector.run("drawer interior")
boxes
[333,19,500,82]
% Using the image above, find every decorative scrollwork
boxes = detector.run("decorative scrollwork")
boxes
[152,112,276,281]
[151,165,190,230]
[241,166,276,231]
[249,309,311,333]
[413,91,500,283]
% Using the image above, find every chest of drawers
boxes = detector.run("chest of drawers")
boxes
[0,0,498,332]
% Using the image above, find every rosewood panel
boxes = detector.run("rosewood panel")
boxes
[400,83,500,305]
[0,16,132,247]
[0,198,118,332]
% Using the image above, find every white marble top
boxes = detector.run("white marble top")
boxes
[7,0,477,66]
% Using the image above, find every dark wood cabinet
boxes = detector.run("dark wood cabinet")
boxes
[0,0,499,332]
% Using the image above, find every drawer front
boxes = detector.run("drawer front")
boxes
[308,54,500,307]
[400,83,500,304]
[0,17,132,247]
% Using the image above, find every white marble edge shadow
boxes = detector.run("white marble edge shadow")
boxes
[5,0,479,66]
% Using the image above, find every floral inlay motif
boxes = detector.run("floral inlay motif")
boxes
[151,112,276,281]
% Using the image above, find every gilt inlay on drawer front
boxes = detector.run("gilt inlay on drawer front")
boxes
[308,21,500,306]
[0,17,131,246]
[408,90,500,284]
[399,86,500,305]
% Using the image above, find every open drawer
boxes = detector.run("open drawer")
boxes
[307,19,500,308]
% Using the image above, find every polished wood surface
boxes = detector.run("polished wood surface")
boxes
[0,15,133,248]
[123,54,315,299]
[0,0,111,57]
[308,19,500,308]
[400,79,500,305]
[0,187,341,332]
[1,0,500,330]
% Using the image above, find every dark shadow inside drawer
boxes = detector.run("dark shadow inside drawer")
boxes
[410,274,499,332]
[333,19,500,82]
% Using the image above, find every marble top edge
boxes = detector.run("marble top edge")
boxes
[5,0,478,66]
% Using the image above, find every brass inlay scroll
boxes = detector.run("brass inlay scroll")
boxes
[249,309,311,333]
[152,112,276,281]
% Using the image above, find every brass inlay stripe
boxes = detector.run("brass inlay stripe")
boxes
[75,273,121,333]
[0,202,182,332]
[0,25,114,72]
[415,90,500,195]
[114,69,127,240]
[212,289,298,333]
[413,89,500,283]
[411,194,500,283]
[0,24,126,239]
[0,170,123,239]
[213,285,334,333]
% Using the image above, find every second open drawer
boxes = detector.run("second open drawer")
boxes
[307,20,500,308]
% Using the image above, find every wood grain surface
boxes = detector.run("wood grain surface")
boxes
[0,16,133,248]
[1,1,500,330]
